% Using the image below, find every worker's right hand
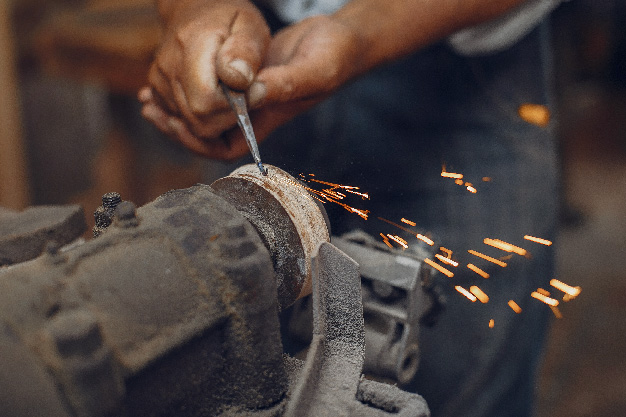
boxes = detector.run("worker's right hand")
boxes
[140,0,270,145]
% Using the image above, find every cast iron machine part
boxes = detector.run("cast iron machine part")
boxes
[0,164,430,417]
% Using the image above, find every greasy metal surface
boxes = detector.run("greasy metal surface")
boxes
[0,204,86,265]
[211,164,330,309]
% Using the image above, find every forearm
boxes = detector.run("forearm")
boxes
[334,0,529,74]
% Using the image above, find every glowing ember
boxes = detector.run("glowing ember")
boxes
[465,183,477,193]
[470,286,489,303]
[455,286,477,302]
[550,305,563,318]
[401,218,417,226]
[531,291,559,307]
[387,234,409,249]
[468,250,507,267]
[518,103,551,127]
[524,235,552,246]
[435,254,459,267]
[508,300,522,313]
[489,319,495,328]
[467,263,490,278]
[483,238,527,256]
[550,279,581,297]
[536,288,551,297]
[424,258,454,278]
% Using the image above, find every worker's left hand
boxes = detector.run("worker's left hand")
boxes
[140,15,363,161]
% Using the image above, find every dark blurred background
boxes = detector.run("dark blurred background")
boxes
[1,0,624,415]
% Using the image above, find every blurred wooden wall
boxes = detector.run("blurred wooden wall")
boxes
[0,0,30,209]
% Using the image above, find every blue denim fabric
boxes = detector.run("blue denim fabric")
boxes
[261,22,558,417]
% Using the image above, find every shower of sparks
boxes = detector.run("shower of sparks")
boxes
[508,300,522,313]
[550,305,563,319]
[455,286,477,302]
[468,250,508,267]
[470,286,489,303]
[483,238,528,256]
[531,291,559,307]
[424,258,454,277]
[524,235,552,246]
[379,233,394,249]
[387,234,409,249]
[467,263,490,278]
[465,183,477,193]
[378,217,435,246]
[294,174,371,220]
[489,319,495,328]
[536,288,551,297]
[435,254,459,267]
[550,279,581,298]
[401,218,417,226]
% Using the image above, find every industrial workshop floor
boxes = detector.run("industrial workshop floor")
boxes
[535,86,626,417]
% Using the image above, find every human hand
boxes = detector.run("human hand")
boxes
[139,0,271,156]
[141,10,363,161]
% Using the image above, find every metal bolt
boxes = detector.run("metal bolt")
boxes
[101,192,121,210]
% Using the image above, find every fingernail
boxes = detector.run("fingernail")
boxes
[248,82,266,107]
[229,59,254,85]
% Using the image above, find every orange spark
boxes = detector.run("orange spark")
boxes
[387,234,409,249]
[442,172,464,179]
[489,319,495,328]
[524,235,552,246]
[467,263,490,278]
[439,247,453,258]
[470,286,489,303]
[417,234,435,246]
[483,238,528,256]
[435,254,459,267]
[550,279,581,297]
[550,305,563,319]
[508,300,522,313]
[379,233,394,249]
[536,288,551,297]
[401,218,417,226]
[455,286,477,302]
[482,177,492,182]
[465,183,477,193]
[455,178,464,185]
[531,292,559,307]
[468,250,508,267]
[424,258,454,277]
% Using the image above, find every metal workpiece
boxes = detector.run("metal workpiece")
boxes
[0,165,430,416]
[211,164,331,310]
[0,204,86,265]
[333,231,435,385]
[0,183,288,416]
[284,242,428,417]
